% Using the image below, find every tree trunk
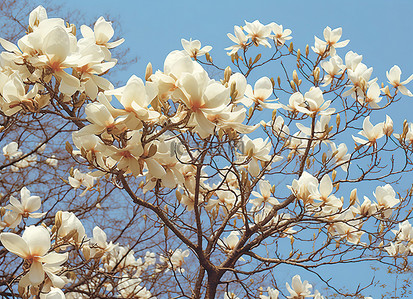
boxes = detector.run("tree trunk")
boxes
[204,271,219,299]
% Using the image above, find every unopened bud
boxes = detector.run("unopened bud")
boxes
[288,42,294,53]
[314,67,320,82]
[383,115,394,137]
[224,66,232,83]
[148,144,157,157]
[350,188,357,206]
[296,49,301,61]
[205,52,212,63]
[145,62,153,81]
[305,44,309,57]
[293,70,299,84]
[55,211,63,230]
[176,190,182,202]
[270,77,275,88]
[384,85,391,97]
[65,142,73,155]
[336,114,341,129]
[332,170,337,181]
[272,109,277,120]
[248,106,254,117]
[83,246,91,261]
[277,76,281,87]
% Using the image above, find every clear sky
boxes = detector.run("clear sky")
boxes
[16,0,413,297]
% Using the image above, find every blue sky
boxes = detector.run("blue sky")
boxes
[19,0,413,297]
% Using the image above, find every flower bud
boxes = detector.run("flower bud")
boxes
[350,188,358,206]
[145,62,153,81]
[383,115,394,137]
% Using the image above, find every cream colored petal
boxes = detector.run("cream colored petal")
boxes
[0,232,30,258]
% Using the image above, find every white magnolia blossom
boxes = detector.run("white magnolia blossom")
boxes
[160,248,189,273]
[218,231,241,254]
[181,38,212,59]
[352,116,384,146]
[68,169,96,196]
[57,211,86,244]
[260,286,280,299]
[386,65,413,96]
[4,187,45,226]
[286,275,313,298]
[2,141,22,159]
[0,226,68,288]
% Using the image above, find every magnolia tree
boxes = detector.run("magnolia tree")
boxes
[1,6,413,299]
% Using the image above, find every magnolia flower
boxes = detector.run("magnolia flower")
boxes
[383,115,393,136]
[80,16,124,60]
[2,141,22,159]
[218,231,240,253]
[69,169,95,196]
[4,187,45,225]
[109,131,145,176]
[239,135,280,177]
[181,38,212,59]
[160,248,189,273]
[313,26,349,56]
[57,211,86,244]
[0,73,48,115]
[260,287,279,299]
[354,196,378,217]
[392,220,413,242]
[29,5,48,30]
[224,292,240,299]
[226,26,248,55]
[244,20,272,47]
[270,22,292,46]
[385,241,407,256]
[322,26,349,53]
[31,25,81,96]
[374,184,399,218]
[288,171,319,205]
[250,180,279,208]
[243,77,278,109]
[205,190,237,214]
[40,287,66,299]
[329,142,350,172]
[343,62,373,98]
[386,65,413,96]
[344,51,363,71]
[321,55,343,86]
[45,155,58,167]
[296,87,335,115]
[286,275,313,298]
[364,82,382,108]
[0,226,68,287]
[105,75,158,127]
[117,277,152,298]
[177,72,230,138]
[282,92,306,112]
[0,210,22,229]
[352,116,384,146]
[313,175,342,213]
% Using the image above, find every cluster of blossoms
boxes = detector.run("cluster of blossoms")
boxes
[0,194,160,298]
[226,20,292,56]
[2,141,58,172]
[1,5,413,298]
